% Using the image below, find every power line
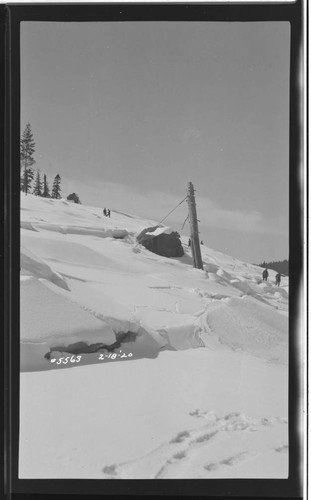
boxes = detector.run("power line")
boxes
[157,196,188,226]
[180,214,189,231]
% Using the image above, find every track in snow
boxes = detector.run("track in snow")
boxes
[102,410,288,479]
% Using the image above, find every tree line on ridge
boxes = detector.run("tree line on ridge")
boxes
[20,123,81,204]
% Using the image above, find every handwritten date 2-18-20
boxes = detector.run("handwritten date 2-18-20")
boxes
[50,351,133,365]
[99,351,133,360]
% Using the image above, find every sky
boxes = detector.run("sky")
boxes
[21,21,290,263]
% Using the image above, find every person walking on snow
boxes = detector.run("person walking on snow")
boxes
[103,208,107,217]
[275,272,281,287]
[188,238,191,247]
[107,209,111,218]
[262,268,269,281]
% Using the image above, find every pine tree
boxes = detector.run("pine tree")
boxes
[51,174,62,199]
[20,123,36,194]
[32,169,43,196]
[42,174,50,198]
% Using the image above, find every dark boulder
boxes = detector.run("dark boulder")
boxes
[67,192,81,204]
[136,226,184,258]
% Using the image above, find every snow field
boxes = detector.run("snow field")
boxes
[19,194,288,478]
[20,348,287,479]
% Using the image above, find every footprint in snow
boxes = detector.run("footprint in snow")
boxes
[102,411,287,479]
[102,464,117,476]
[170,430,190,443]
[191,430,218,444]
[189,409,218,421]
[172,450,187,460]
[220,451,248,466]
[204,452,250,473]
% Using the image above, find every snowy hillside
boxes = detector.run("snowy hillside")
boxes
[19,194,288,479]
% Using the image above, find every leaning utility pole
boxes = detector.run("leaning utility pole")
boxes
[187,181,203,270]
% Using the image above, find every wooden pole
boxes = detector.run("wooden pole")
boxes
[187,182,203,270]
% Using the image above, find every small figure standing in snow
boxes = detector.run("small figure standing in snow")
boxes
[188,238,191,247]
[201,240,204,245]
[107,209,111,218]
[103,208,107,217]
[262,268,269,281]
[275,272,281,287]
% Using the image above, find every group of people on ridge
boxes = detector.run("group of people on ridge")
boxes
[103,208,111,218]
[262,268,282,287]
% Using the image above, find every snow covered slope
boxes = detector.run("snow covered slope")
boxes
[19,194,288,479]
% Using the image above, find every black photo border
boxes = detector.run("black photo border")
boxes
[3,1,305,499]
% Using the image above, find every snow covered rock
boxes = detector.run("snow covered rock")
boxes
[136,225,184,258]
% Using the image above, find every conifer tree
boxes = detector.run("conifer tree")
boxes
[33,169,43,196]
[51,174,62,199]
[20,123,36,194]
[42,174,50,198]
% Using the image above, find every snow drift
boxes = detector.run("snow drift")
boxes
[19,193,288,479]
